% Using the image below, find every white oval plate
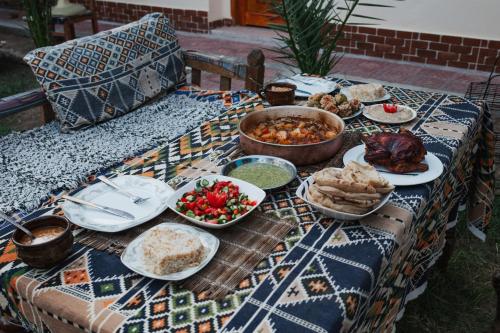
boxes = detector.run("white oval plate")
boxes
[296,175,393,221]
[340,86,391,104]
[63,175,174,232]
[167,175,266,229]
[121,223,219,281]
[363,104,417,124]
[343,144,444,186]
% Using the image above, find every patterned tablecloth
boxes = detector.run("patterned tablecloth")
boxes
[0,80,495,333]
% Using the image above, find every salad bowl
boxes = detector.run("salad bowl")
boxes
[167,175,266,229]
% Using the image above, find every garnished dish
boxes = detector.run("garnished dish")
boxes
[142,227,205,275]
[307,92,362,118]
[175,179,257,225]
[341,83,390,103]
[221,155,297,190]
[363,103,417,124]
[248,116,339,145]
[121,223,219,280]
[363,128,428,173]
[19,226,65,246]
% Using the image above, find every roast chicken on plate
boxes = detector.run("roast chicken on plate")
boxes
[362,128,428,174]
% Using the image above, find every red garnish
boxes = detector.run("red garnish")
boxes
[206,191,228,208]
[383,104,398,113]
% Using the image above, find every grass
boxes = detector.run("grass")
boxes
[398,196,500,332]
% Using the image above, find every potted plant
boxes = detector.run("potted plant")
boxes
[22,0,52,47]
[271,0,394,76]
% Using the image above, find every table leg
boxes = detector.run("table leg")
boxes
[91,14,99,33]
[437,227,457,272]
[63,21,75,41]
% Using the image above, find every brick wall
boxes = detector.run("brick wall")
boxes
[73,0,210,33]
[337,26,500,72]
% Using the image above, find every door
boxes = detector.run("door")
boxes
[233,0,284,27]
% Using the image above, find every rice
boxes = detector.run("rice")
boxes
[348,83,386,101]
[142,228,205,275]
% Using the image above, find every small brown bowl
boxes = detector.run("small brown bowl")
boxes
[259,83,297,106]
[12,215,73,269]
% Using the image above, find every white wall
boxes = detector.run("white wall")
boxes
[353,0,500,40]
[208,0,232,22]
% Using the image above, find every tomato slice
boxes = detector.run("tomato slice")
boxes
[383,104,398,113]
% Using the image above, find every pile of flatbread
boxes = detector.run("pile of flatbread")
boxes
[307,161,394,214]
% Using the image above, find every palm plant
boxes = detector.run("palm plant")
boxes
[22,0,52,47]
[271,0,397,76]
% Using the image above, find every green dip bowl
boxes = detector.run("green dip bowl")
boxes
[221,155,297,191]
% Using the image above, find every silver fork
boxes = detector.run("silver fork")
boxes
[97,176,150,205]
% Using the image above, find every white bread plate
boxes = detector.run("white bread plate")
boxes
[295,175,393,221]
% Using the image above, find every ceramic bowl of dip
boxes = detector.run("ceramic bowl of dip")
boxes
[12,215,73,269]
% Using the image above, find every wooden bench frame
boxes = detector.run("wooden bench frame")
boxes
[0,48,265,126]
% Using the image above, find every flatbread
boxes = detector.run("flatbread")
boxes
[308,186,369,214]
[313,168,377,194]
[331,196,381,208]
[306,162,394,216]
[316,185,382,200]
[343,161,393,190]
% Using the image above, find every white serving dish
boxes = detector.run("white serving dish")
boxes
[63,175,174,233]
[343,144,444,186]
[296,175,393,221]
[340,86,391,104]
[120,223,219,280]
[167,175,266,229]
[363,104,417,124]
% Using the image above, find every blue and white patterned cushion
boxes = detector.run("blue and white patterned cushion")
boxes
[24,13,185,132]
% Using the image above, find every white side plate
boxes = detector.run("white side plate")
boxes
[167,175,267,229]
[121,223,219,281]
[343,144,444,186]
[340,86,391,104]
[296,175,393,221]
[63,175,174,232]
[363,104,417,124]
[342,105,364,121]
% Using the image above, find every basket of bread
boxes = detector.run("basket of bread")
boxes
[296,161,394,220]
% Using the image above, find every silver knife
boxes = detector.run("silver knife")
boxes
[62,195,135,220]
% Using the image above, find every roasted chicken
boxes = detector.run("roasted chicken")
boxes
[362,128,428,173]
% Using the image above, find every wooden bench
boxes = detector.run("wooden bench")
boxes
[0,48,265,127]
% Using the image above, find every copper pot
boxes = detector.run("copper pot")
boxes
[238,106,345,166]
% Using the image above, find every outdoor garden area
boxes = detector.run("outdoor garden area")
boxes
[0,1,498,332]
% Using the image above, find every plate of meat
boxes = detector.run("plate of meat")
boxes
[343,129,443,186]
